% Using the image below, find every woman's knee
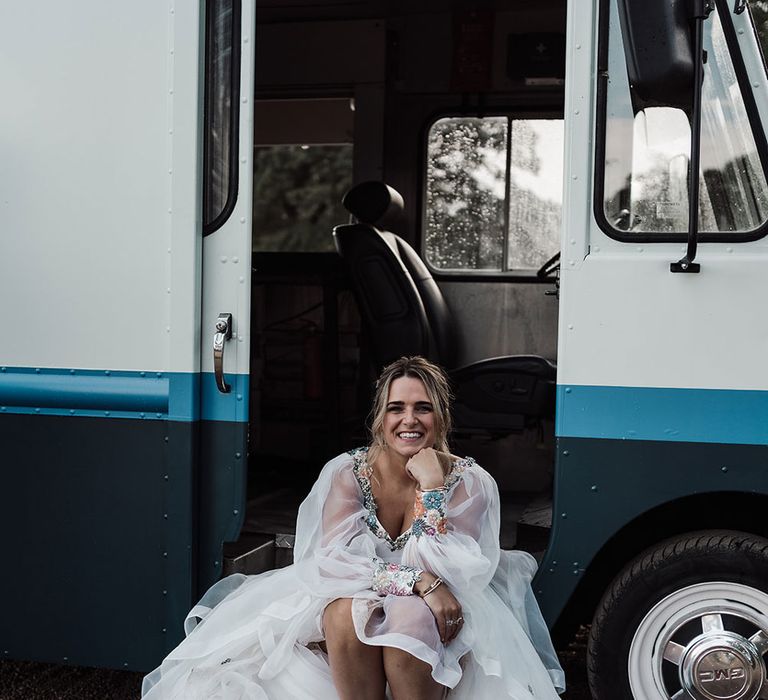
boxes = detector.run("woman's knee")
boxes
[382,645,427,670]
[323,598,356,641]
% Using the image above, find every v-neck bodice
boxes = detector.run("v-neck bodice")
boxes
[348,446,470,550]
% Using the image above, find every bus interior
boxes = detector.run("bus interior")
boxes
[223,0,567,579]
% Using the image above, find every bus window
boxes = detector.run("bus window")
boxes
[252,98,353,252]
[203,0,240,234]
[424,116,564,274]
[252,144,352,252]
[600,0,768,238]
[749,1,768,62]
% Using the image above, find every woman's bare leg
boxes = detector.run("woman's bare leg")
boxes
[323,598,386,700]
[383,647,445,700]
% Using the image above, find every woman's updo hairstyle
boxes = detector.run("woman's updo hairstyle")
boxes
[368,356,453,458]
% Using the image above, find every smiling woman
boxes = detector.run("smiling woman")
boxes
[371,358,449,459]
[142,356,564,699]
[383,382,436,456]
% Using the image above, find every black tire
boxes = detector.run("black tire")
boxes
[587,530,768,700]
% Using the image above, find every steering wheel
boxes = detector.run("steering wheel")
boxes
[536,252,560,280]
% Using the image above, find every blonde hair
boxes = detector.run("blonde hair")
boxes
[368,356,452,462]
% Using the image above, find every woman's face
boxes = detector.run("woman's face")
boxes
[382,375,436,461]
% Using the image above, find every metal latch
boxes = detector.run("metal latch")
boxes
[213,313,233,393]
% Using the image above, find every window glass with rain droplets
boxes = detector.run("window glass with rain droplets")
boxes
[749,1,768,64]
[600,0,768,238]
[424,116,564,274]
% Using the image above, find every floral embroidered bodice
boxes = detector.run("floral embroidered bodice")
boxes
[348,446,472,551]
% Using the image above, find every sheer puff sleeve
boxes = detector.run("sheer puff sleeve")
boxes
[401,458,501,597]
[293,453,422,599]
[403,458,566,694]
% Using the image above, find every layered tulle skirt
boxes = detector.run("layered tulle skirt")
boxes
[141,550,564,699]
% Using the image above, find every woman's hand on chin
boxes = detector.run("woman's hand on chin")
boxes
[406,448,447,490]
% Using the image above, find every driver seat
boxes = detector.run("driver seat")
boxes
[333,181,556,434]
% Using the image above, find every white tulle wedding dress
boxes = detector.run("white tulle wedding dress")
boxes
[142,448,565,699]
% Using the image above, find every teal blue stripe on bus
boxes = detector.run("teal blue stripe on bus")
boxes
[0,367,249,423]
[556,384,768,445]
[200,372,248,423]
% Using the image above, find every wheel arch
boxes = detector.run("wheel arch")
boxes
[552,489,768,642]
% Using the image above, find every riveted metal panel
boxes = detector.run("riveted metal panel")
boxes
[0,415,196,671]
[535,436,768,627]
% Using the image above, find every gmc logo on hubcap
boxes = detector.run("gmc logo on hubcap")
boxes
[699,667,746,682]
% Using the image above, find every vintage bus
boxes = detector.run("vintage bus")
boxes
[2,0,768,698]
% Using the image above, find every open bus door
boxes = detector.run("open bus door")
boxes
[197,0,256,595]
[537,0,768,697]
[0,0,255,671]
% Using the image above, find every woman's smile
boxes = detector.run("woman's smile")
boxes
[383,376,435,459]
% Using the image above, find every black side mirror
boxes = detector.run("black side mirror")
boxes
[617,0,695,113]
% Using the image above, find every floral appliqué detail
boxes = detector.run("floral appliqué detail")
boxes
[349,447,474,548]
[412,489,448,537]
[371,560,422,596]
[350,447,411,550]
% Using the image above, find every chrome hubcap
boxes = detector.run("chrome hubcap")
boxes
[628,583,768,700]
[679,631,764,699]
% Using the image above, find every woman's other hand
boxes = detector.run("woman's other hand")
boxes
[406,448,448,490]
[414,574,464,644]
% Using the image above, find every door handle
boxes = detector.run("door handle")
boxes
[213,313,233,393]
